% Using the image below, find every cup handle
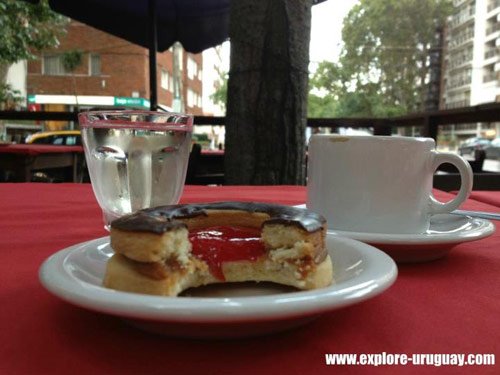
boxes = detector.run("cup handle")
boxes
[429,151,473,215]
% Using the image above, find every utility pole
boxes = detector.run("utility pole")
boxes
[148,0,158,111]
[172,42,184,112]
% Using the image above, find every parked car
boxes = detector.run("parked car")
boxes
[485,137,500,161]
[25,130,81,146]
[458,137,491,161]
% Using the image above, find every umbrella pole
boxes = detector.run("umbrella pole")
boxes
[148,0,158,111]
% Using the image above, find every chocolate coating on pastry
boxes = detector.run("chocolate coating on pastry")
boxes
[109,210,188,233]
[111,201,326,234]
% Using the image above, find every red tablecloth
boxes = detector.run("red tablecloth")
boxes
[0,144,83,156]
[467,191,500,209]
[0,184,498,374]
[201,149,224,155]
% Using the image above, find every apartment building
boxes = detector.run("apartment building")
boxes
[26,21,204,130]
[441,0,500,140]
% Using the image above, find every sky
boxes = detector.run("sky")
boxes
[309,0,358,66]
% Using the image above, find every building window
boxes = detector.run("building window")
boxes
[187,88,194,107]
[187,56,198,80]
[161,69,171,90]
[187,88,202,108]
[42,55,67,75]
[90,54,101,76]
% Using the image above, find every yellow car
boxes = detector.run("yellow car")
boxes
[25,130,81,146]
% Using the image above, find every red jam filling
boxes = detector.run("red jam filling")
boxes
[188,226,266,281]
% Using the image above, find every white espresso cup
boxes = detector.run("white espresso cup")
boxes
[306,135,473,234]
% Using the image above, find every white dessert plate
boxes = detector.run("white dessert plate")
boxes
[39,235,397,339]
[295,205,495,263]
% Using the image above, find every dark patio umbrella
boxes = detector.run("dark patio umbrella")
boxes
[26,0,230,110]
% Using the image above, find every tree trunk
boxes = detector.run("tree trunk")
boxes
[225,0,312,185]
[0,63,10,111]
[0,63,9,85]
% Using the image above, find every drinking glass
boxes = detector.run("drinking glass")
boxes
[78,110,193,229]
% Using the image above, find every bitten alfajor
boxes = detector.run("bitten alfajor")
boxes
[104,202,333,296]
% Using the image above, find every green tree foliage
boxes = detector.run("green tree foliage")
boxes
[61,49,83,72]
[0,83,22,109]
[309,0,452,117]
[62,49,83,109]
[308,93,337,118]
[209,71,228,113]
[0,0,67,103]
[0,0,67,64]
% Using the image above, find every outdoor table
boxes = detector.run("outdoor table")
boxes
[0,183,498,374]
[0,144,84,182]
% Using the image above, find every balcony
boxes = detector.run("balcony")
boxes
[448,57,473,70]
[448,31,474,49]
[445,100,470,109]
[483,71,498,82]
[484,48,499,59]
[487,0,500,12]
[448,47,474,68]
[450,10,475,29]
[486,23,500,35]
[446,76,472,90]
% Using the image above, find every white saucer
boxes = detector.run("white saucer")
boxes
[39,235,397,339]
[328,214,495,263]
[296,205,495,263]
